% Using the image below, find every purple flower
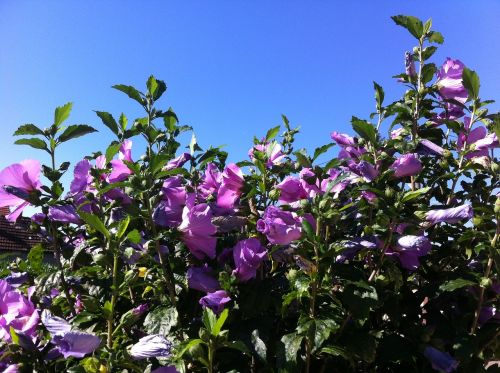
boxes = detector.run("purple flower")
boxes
[0,280,39,342]
[199,290,231,314]
[256,206,302,245]
[187,264,220,293]
[417,139,444,156]
[390,235,431,270]
[108,140,134,183]
[423,346,459,372]
[458,117,499,159]
[232,238,268,282]
[0,160,42,222]
[178,195,217,259]
[391,127,406,139]
[390,153,422,178]
[277,177,308,204]
[5,272,28,288]
[330,132,356,146]
[249,141,285,168]
[217,164,244,209]
[336,239,377,263]
[360,191,377,204]
[41,310,101,359]
[349,160,379,182]
[165,152,192,170]
[479,306,500,326]
[436,58,468,104]
[153,177,186,228]
[198,163,222,200]
[130,334,172,359]
[405,51,416,77]
[48,205,82,225]
[132,304,149,317]
[70,159,93,194]
[426,204,473,224]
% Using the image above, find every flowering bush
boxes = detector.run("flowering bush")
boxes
[0,15,499,372]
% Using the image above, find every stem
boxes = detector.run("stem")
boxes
[208,343,215,373]
[107,246,119,349]
[50,223,75,314]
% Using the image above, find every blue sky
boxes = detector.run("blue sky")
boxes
[1,1,500,176]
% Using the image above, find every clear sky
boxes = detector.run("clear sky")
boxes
[1,1,500,176]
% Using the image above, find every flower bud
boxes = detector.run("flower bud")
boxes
[480,277,492,288]
[491,162,499,173]
[385,187,395,198]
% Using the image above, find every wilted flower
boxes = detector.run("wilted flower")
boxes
[0,160,42,222]
[178,195,217,259]
[423,346,459,372]
[257,206,302,245]
[404,51,416,77]
[217,163,244,209]
[232,238,268,281]
[390,153,422,178]
[426,204,473,224]
[187,264,220,293]
[130,334,172,359]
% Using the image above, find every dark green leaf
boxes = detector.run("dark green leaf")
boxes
[313,143,334,161]
[202,307,217,333]
[28,244,44,273]
[401,187,431,202]
[280,332,303,363]
[54,102,73,127]
[421,63,437,84]
[78,212,110,239]
[105,142,121,162]
[144,306,178,336]
[116,215,130,240]
[391,15,424,39]
[58,125,97,143]
[112,84,144,105]
[462,67,480,100]
[14,124,44,136]
[351,116,377,144]
[294,150,312,168]
[421,46,437,61]
[251,330,267,362]
[428,31,444,44]
[439,278,476,292]
[265,125,280,141]
[147,75,167,101]
[373,81,384,109]
[14,138,48,151]
[95,111,119,135]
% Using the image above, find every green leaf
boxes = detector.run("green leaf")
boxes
[78,212,110,239]
[116,215,130,240]
[95,111,119,135]
[301,219,315,239]
[280,332,303,363]
[391,15,424,39]
[373,81,384,109]
[421,46,437,61]
[10,326,19,344]
[54,102,73,127]
[176,338,205,358]
[251,329,267,362]
[439,278,476,292]
[211,308,228,336]
[163,109,179,132]
[313,143,334,162]
[222,340,250,355]
[421,63,437,84]
[143,306,178,336]
[126,229,141,244]
[14,124,44,136]
[105,142,121,162]
[102,300,112,319]
[147,75,167,101]
[28,244,44,273]
[462,67,480,100]
[190,132,202,155]
[294,150,312,168]
[119,113,128,132]
[81,357,100,373]
[202,307,217,333]
[340,281,379,319]
[401,187,431,202]
[265,125,280,141]
[58,125,97,143]
[428,31,444,44]
[351,116,377,144]
[112,84,144,105]
[14,138,48,151]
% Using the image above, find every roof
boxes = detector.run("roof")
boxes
[0,215,44,252]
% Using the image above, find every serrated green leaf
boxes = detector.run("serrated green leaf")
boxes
[462,67,480,101]
[112,84,144,105]
[428,31,444,44]
[116,215,130,240]
[251,330,267,362]
[401,187,431,202]
[313,143,334,162]
[14,124,44,136]
[144,306,178,336]
[54,102,73,127]
[351,116,377,144]
[105,142,121,162]
[265,125,280,141]
[95,111,119,135]
[391,15,424,39]
[28,244,44,273]
[373,81,384,109]
[211,308,228,336]
[14,137,48,151]
[58,124,97,143]
[439,278,476,292]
